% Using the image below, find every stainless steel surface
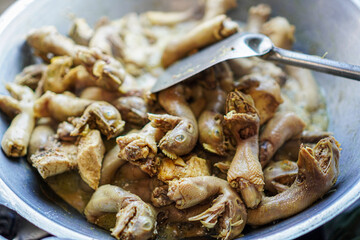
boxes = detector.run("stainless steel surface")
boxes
[151,32,274,92]
[266,47,360,80]
[0,0,360,240]
[152,31,360,92]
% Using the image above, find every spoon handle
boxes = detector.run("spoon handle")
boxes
[265,47,360,81]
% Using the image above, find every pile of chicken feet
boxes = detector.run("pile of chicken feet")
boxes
[0,1,341,240]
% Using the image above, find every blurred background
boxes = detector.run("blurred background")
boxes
[0,0,14,13]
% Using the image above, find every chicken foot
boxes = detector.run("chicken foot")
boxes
[248,136,341,225]
[224,90,264,208]
[0,83,35,157]
[84,185,157,240]
[116,122,164,176]
[161,14,238,67]
[259,112,306,167]
[167,176,247,240]
[150,85,198,159]
[71,101,125,139]
[199,88,227,155]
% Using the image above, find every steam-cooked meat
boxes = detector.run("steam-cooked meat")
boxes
[248,137,340,225]
[34,91,93,121]
[71,102,125,139]
[31,136,77,178]
[0,83,35,157]
[84,185,157,240]
[149,85,198,159]
[162,15,238,67]
[168,176,247,240]
[224,91,264,208]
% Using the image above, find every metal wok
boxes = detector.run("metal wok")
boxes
[0,0,359,239]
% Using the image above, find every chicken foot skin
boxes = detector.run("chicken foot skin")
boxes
[246,4,271,33]
[248,136,340,225]
[224,91,264,208]
[264,160,298,194]
[0,83,36,157]
[71,101,125,139]
[167,176,247,240]
[84,185,156,240]
[199,88,227,156]
[161,14,238,67]
[259,112,306,167]
[150,85,198,159]
[116,122,164,176]
[34,91,93,122]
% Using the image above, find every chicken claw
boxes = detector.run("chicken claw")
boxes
[202,0,237,21]
[246,4,271,33]
[0,83,35,157]
[168,176,247,240]
[199,88,227,155]
[259,112,306,167]
[34,91,93,121]
[236,73,283,125]
[112,96,149,127]
[116,122,164,176]
[84,185,156,240]
[261,17,295,50]
[224,90,264,208]
[150,85,198,159]
[26,26,78,61]
[264,160,298,194]
[162,15,238,67]
[71,102,125,139]
[248,136,341,225]
[76,47,127,91]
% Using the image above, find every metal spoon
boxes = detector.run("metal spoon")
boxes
[151,32,360,93]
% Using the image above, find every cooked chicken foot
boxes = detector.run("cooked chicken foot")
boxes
[26,26,78,61]
[0,83,35,157]
[112,96,149,127]
[28,124,55,161]
[14,64,47,90]
[89,18,124,59]
[84,185,156,240]
[42,56,73,93]
[248,136,341,225]
[156,85,198,158]
[34,91,93,121]
[100,144,127,185]
[236,73,283,124]
[261,17,295,50]
[199,88,227,155]
[246,4,271,33]
[69,18,94,46]
[286,66,321,113]
[116,122,164,176]
[264,160,298,194]
[224,91,264,208]
[162,14,238,67]
[71,102,125,139]
[145,9,194,26]
[202,0,237,21]
[167,176,247,240]
[76,47,127,91]
[260,112,306,167]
